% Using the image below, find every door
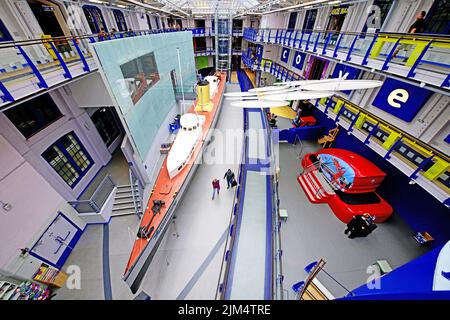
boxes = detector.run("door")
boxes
[29,213,83,269]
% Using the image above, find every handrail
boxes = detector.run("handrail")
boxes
[244,27,450,42]
[69,174,116,214]
[215,118,248,300]
[0,27,219,49]
[129,168,140,219]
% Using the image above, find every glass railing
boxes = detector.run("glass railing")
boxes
[0,28,203,111]
[194,47,216,56]
[69,175,116,214]
[243,27,450,90]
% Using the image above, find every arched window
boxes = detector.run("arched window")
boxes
[82,5,107,33]
[113,9,128,32]
[146,14,152,30]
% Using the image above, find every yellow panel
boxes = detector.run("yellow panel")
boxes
[333,100,344,114]
[270,106,296,119]
[402,138,433,157]
[423,157,450,180]
[354,113,367,129]
[382,131,401,150]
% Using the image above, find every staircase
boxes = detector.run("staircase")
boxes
[111,183,142,217]
[297,163,336,203]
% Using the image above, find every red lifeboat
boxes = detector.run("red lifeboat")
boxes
[299,148,393,223]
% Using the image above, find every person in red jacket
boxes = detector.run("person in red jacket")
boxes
[212,178,220,200]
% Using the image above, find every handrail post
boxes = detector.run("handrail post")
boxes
[16,45,48,89]
[49,41,72,79]
[0,81,14,103]
[72,39,90,72]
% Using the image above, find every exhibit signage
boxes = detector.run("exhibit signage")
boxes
[372,78,433,122]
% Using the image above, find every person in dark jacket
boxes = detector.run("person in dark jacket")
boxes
[392,11,427,60]
[224,169,236,189]
[344,213,377,239]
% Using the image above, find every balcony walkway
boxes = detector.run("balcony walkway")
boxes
[244,28,450,92]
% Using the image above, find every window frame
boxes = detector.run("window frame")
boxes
[4,93,63,139]
[42,132,94,188]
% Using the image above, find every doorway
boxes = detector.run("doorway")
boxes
[231,56,241,71]
[303,9,317,30]
[112,9,128,32]
[27,0,71,52]
[83,5,107,33]
[307,57,328,80]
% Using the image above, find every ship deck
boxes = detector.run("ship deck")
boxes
[125,73,227,275]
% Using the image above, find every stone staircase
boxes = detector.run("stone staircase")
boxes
[111,183,142,217]
[297,168,335,204]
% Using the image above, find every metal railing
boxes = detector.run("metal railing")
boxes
[69,175,116,214]
[254,56,449,205]
[215,120,248,300]
[243,27,450,90]
[0,27,206,111]
[129,168,143,219]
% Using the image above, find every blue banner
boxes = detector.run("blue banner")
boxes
[331,63,360,80]
[280,47,290,63]
[292,51,305,70]
[372,78,433,122]
[331,63,361,94]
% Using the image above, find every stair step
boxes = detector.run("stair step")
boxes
[111,210,142,217]
[114,194,139,200]
[305,172,323,196]
[115,188,139,195]
[113,199,139,206]
[302,175,323,200]
[307,282,329,300]
[117,183,138,189]
[298,176,320,204]
[113,203,141,211]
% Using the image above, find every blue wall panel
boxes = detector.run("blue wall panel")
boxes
[372,78,433,122]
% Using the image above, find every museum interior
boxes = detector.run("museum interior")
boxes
[0,0,449,301]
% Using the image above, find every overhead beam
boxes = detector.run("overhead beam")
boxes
[123,0,185,17]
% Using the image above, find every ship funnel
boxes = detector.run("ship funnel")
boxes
[196,80,213,112]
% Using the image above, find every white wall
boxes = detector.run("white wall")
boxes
[0,89,112,201]
[68,72,114,108]
[0,135,86,277]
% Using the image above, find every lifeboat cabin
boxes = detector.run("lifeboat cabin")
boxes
[298,148,393,223]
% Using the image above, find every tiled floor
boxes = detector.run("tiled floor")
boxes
[277,142,429,299]
[54,84,243,300]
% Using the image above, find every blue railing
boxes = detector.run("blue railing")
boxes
[243,27,450,89]
[0,28,207,111]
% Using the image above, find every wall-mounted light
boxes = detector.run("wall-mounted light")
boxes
[0,200,12,211]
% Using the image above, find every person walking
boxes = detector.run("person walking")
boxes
[224,169,236,189]
[212,178,221,200]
